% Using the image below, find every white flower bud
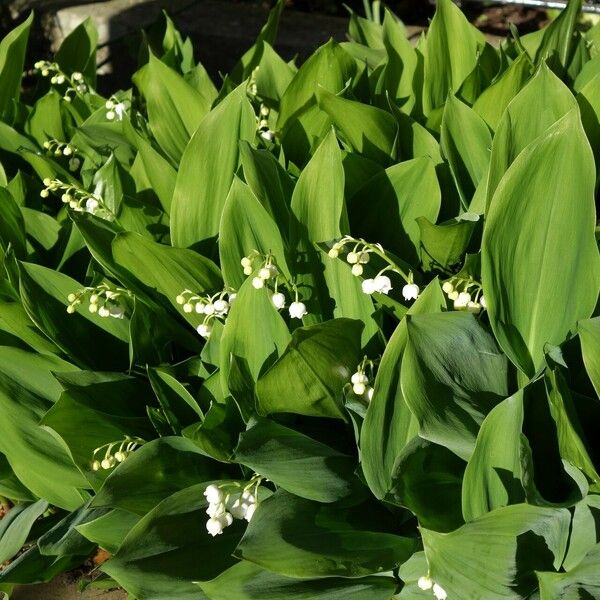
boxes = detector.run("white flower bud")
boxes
[69,157,81,171]
[353,382,367,396]
[67,293,76,302]
[90,294,99,304]
[98,306,110,318]
[43,177,52,187]
[442,281,454,294]
[259,119,269,129]
[176,294,185,305]
[183,303,194,313]
[328,247,339,258]
[56,75,65,85]
[106,110,115,120]
[69,200,79,209]
[480,294,487,309]
[358,252,370,264]
[433,583,447,600]
[41,69,49,77]
[88,303,98,314]
[101,457,114,470]
[61,193,71,203]
[204,303,216,316]
[252,277,265,289]
[204,484,224,504]
[197,323,213,338]
[114,451,127,462]
[454,292,471,309]
[346,251,359,264]
[91,460,101,471]
[63,95,72,103]
[466,301,481,314]
[63,145,73,156]
[85,198,99,213]
[448,290,459,301]
[260,106,270,116]
[361,279,376,295]
[66,304,76,314]
[243,266,253,276]
[351,264,363,277]
[417,576,433,591]
[241,256,252,268]
[259,264,278,280]
[271,292,285,309]
[43,141,51,149]
[206,501,226,518]
[229,499,248,520]
[50,75,58,84]
[72,72,83,81]
[40,189,49,198]
[228,293,237,303]
[244,503,257,521]
[374,275,392,295]
[195,302,205,314]
[289,301,307,319]
[402,283,420,301]
[351,372,368,385]
[367,387,374,401]
[214,299,229,314]
[105,100,115,109]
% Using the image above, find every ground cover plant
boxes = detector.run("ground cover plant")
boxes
[0,0,599,597]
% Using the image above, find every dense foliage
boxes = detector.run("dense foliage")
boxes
[0,0,599,598]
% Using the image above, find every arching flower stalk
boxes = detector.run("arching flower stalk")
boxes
[204,474,264,537]
[176,289,236,339]
[40,177,115,221]
[67,283,131,318]
[42,140,81,171]
[442,277,485,314]
[90,436,146,471]
[327,236,413,299]
[33,61,90,101]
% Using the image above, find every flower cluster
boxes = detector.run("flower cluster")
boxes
[40,177,113,220]
[350,357,376,401]
[257,104,274,142]
[34,61,88,101]
[105,97,128,121]
[176,289,236,338]
[42,140,81,171]
[327,236,420,301]
[91,436,145,471]
[204,476,262,537]
[418,575,447,600]
[67,284,130,318]
[242,251,307,319]
[247,66,259,98]
[442,278,486,313]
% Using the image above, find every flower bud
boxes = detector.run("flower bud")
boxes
[66,305,76,314]
[243,266,253,276]
[480,294,487,309]
[69,157,81,171]
[417,576,433,591]
[206,516,225,536]
[85,198,99,213]
[252,277,265,289]
[67,293,77,303]
[214,299,229,314]
[105,100,115,109]
[195,302,205,314]
[351,372,368,385]
[203,303,216,316]
[271,292,285,310]
[244,503,257,521]
[98,306,110,318]
[63,145,73,156]
[88,303,98,314]
[241,256,252,268]
[101,457,114,470]
[204,484,224,504]
[197,323,213,338]
[433,583,447,600]
[259,264,278,280]
[328,247,339,259]
[466,301,481,314]
[56,75,65,85]
[114,451,127,462]
[351,264,363,277]
[72,72,83,81]
[91,460,101,471]
[176,294,185,305]
[358,252,370,264]
[353,382,367,396]
[442,281,454,294]
[346,251,359,264]
[106,110,115,120]
[448,290,459,301]
[454,292,471,309]
[367,387,374,402]
[40,189,49,198]
[183,303,194,313]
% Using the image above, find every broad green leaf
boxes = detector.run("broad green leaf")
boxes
[482,110,600,376]
[486,64,576,205]
[579,318,600,397]
[0,500,48,563]
[422,0,485,115]
[24,91,65,145]
[473,52,532,131]
[171,83,256,248]
[317,88,398,165]
[423,504,571,599]
[256,319,363,420]
[441,95,491,209]
[361,281,446,500]
[349,157,441,266]
[0,546,80,585]
[92,437,222,515]
[0,13,32,121]
[538,543,600,600]
[0,371,88,510]
[253,42,296,105]
[17,262,129,370]
[235,490,416,578]
[219,177,289,290]
[133,53,212,163]
[102,484,242,600]
[55,17,98,85]
[402,311,508,460]
[234,418,358,503]
[0,187,26,258]
[462,388,526,521]
[199,561,397,600]
[562,495,600,570]
[0,453,35,502]
[75,509,141,554]
[534,0,582,68]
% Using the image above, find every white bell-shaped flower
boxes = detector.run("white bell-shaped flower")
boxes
[417,576,433,591]
[351,264,363,276]
[271,292,286,310]
[466,301,481,314]
[214,299,229,315]
[362,279,376,295]
[351,372,368,385]
[346,251,359,264]
[402,283,420,301]
[442,281,454,294]
[204,303,216,316]
[374,275,392,295]
[204,484,224,504]
[244,503,257,521]
[259,264,278,280]
[289,301,307,319]
[206,501,226,518]
[252,277,265,289]
[353,382,367,396]
[480,294,487,309]
[197,323,213,338]
[433,583,447,600]
[206,512,233,537]
[454,292,471,309]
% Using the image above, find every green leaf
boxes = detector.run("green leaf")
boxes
[199,561,397,600]
[55,17,98,85]
[0,13,33,121]
[579,318,600,397]
[0,500,48,563]
[402,311,508,460]
[0,187,26,258]
[422,504,571,599]
[75,509,141,554]
[349,157,441,266]
[133,53,212,163]
[234,418,358,503]
[486,64,576,207]
[422,0,484,115]
[219,177,289,290]
[171,83,256,248]
[24,91,65,145]
[235,490,416,578]
[317,89,398,165]
[361,280,446,500]
[102,484,242,599]
[92,437,221,515]
[441,95,492,208]
[256,319,363,420]
[534,0,582,68]
[482,110,600,376]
